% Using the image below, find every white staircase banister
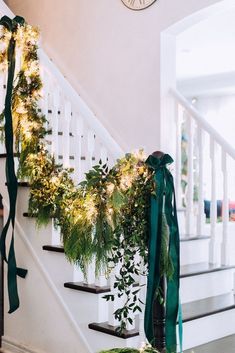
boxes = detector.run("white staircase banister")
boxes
[0,0,123,160]
[39,50,123,159]
[170,87,235,161]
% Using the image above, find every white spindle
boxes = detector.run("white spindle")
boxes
[73,265,83,282]
[95,274,108,287]
[40,68,49,123]
[209,138,219,265]
[185,114,194,236]
[0,73,4,112]
[175,102,183,207]
[126,284,135,331]
[221,151,229,266]
[74,116,83,182]
[138,264,147,344]
[51,220,61,246]
[87,130,95,170]
[196,126,205,236]
[51,85,60,160]
[100,146,108,165]
[83,259,96,285]
[108,267,119,327]
[62,100,71,168]
[108,264,122,327]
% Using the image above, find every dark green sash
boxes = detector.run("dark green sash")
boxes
[144,154,181,353]
[0,15,27,313]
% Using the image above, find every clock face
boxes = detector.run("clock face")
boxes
[121,0,157,10]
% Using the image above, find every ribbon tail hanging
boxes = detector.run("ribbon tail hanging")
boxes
[0,15,27,313]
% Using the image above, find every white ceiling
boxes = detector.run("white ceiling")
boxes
[176,9,235,81]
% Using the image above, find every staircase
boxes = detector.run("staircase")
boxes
[0,1,235,353]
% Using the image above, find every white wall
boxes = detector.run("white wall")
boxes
[4,0,224,155]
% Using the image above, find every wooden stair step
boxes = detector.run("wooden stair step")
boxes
[180,262,235,278]
[89,293,235,338]
[183,292,235,322]
[0,153,20,158]
[180,235,210,242]
[64,282,110,294]
[5,181,29,187]
[88,322,139,339]
[42,245,64,253]
[184,334,235,353]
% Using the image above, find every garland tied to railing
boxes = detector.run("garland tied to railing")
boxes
[0,15,182,352]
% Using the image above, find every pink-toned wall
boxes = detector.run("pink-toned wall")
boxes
[5,0,222,154]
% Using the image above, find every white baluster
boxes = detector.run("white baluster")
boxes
[62,100,71,168]
[126,284,136,331]
[138,263,147,344]
[0,73,5,153]
[95,273,108,287]
[197,126,205,236]
[74,115,84,182]
[221,151,230,266]
[51,85,60,161]
[51,220,61,246]
[0,73,5,112]
[175,102,183,208]
[100,146,108,165]
[185,114,195,236]
[87,130,95,170]
[108,264,122,327]
[73,265,83,282]
[209,138,219,265]
[40,68,49,123]
[83,258,96,285]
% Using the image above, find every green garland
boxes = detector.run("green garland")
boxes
[0,18,180,348]
[0,20,155,329]
[99,344,159,353]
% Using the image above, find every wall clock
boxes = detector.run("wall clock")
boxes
[121,0,157,10]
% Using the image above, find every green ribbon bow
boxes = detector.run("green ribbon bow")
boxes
[144,153,182,353]
[0,15,27,313]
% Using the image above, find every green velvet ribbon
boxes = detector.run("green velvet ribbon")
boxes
[144,153,181,353]
[0,15,27,313]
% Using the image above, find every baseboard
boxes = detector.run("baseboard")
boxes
[2,336,47,353]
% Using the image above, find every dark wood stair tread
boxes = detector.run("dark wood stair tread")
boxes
[180,235,210,242]
[180,262,235,278]
[88,322,139,339]
[5,181,29,187]
[42,245,64,253]
[184,334,235,353]
[89,293,235,338]
[0,153,20,158]
[23,212,53,219]
[64,282,110,294]
[182,293,235,322]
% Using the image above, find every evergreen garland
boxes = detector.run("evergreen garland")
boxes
[0,20,175,337]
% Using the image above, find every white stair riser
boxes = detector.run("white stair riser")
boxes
[179,309,235,351]
[81,326,141,353]
[180,270,235,303]
[60,289,109,325]
[180,239,210,265]
[177,209,186,235]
